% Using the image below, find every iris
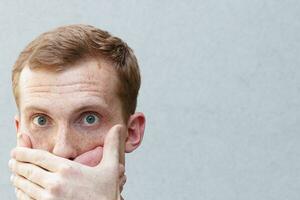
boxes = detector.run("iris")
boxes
[85,114,97,124]
[33,115,47,126]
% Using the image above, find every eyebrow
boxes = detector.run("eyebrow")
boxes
[71,105,108,114]
[23,102,109,116]
[23,106,50,114]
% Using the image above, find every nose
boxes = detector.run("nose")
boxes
[52,125,78,160]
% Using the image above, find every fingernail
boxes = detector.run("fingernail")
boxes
[10,174,14,182]
[8,159,12,169]
[17,133,23,140]
[8,159,15,170]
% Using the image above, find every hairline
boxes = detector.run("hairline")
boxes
[14,56,129,121]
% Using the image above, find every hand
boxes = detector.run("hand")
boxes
[9,125,126,200]
[16,132,104,167]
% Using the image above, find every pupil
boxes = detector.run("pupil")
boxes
[86,115,95,124]
[38,117,46,125]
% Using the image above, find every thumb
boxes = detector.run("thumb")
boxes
[17,133,32,148]
[101,124,124,167]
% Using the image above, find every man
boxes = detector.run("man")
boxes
[8,24,146,200]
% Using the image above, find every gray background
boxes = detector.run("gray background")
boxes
[0,0,299,199]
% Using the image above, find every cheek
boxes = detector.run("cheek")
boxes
[28,129,56,151]
[29,128,107,153]
[71,128,110,166]
[19,118,53,150]
[75,128,107,149]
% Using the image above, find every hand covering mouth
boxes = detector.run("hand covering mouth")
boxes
[73,146,103,167]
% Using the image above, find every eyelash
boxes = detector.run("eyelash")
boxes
[78,112,101,124]
[30,112,102,127]
[31,113,51,127]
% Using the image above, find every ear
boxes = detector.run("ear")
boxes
[14,114,20,135]
[125,112,146,153]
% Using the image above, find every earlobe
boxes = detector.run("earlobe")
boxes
[125,112,146,153]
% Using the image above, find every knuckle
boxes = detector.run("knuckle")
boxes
[59,164,73,175]
[47,177,64,197]
[121,174,127,185]
[59,164,81,177]
[104,161,118,171]
[48,184,62,197]
[44,178,55,188]
[119,164,125,175]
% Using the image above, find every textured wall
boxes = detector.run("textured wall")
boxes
[0,1,299,199]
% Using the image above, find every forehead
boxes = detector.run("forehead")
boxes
[18,59,120,111]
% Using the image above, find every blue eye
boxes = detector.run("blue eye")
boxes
[83,114,99,125]
[33,115,48,126]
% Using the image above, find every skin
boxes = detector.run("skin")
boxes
[9,58,146,200]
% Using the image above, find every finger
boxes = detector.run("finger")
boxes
[17,133,32,148]
[119,174,127,192]
[118,164,126,192]
[11,147,73,172]
[101,124,124,167]
[74,146,103,167]
[9,159,52,188]
[15,188,34,200]
[119,164,125,177]
[11,174,44,200]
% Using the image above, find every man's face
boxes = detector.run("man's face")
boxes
[16,59,126,163]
